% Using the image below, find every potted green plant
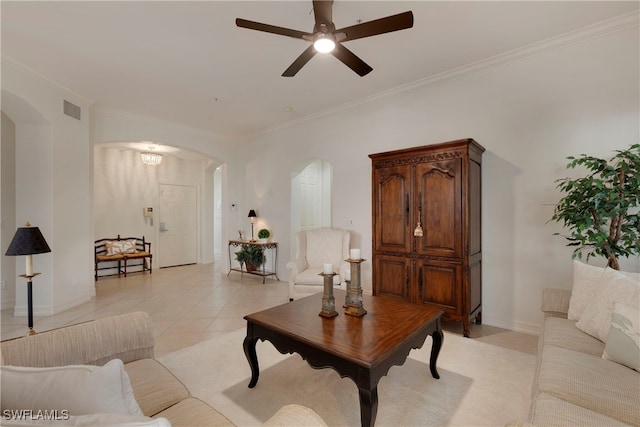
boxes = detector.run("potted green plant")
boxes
[234,244,264,272]
[258,228,271,243]
[550,143,639,270]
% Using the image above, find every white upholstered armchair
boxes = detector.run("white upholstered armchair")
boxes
[286,227,351,301]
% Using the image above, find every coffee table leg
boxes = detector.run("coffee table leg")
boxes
[358,386,378,427]
[243,335,260,388]
[429,328,444,379]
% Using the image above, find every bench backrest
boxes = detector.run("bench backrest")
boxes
[95,235,151,257]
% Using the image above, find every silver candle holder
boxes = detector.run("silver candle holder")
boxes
[319,272,338,318]
[344,258,367,317]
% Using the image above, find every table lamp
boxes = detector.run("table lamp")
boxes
[248,209,257,242]
[5,222,52,336]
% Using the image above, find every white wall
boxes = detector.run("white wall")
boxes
[1,113,17,310]
[91,107,244,267]
[1,59,94,315]
[243,24,640,333]
[94,145,211,265]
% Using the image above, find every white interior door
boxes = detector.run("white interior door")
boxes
[158,184,197,268]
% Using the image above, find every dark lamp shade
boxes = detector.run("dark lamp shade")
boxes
[248,210,257,218]
[5,226,51,256]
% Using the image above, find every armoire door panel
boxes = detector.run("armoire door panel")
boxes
[415,159,462,257]
[374,255,410,300]
[374,167,411,253]
[417,260,461,312]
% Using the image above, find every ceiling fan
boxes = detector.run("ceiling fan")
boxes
[236,0,413,77]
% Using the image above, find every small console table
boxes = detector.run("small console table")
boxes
[227,240,279,284]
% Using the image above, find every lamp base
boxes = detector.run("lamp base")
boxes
[27,327,36,336]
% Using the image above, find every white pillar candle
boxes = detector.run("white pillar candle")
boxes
[344,268,351,281]
[350,249,361,260]
[323,263,333,274]
[25,255,33,277]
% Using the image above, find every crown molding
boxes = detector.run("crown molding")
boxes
[2,55,94,106]
[255,11,639,139]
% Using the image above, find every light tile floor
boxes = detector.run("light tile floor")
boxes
[1,261,538,357]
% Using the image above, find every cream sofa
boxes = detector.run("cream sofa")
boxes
[515,263,639,426]
[1,311,326,427]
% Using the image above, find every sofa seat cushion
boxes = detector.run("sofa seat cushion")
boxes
[539,317,604,357]
[124,359,190,417]
[530,393,630,426]
[538,345,640,425]
[154,397,233,427]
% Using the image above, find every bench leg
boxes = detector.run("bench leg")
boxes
[123,258,128,277]
[95,262,98,281]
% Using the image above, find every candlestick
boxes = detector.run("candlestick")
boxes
[344,258,367,317]
[319,272,338,318]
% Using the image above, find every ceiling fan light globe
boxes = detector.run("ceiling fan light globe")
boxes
[313,38,335,53]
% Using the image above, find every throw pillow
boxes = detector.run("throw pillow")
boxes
[576,268,640,342]
[603,302,640,371]
[105,240,120,256]
[568,260,606,321]
[1,414,171,426]
[1,359,142,416]
[121,240,137,254]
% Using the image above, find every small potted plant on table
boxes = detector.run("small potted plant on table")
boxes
[258,228,271,243]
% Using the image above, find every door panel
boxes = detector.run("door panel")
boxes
[374,254,411,300]
[415,159,462,257]
[373,166,412,253]
[159,184,197,268]
[417,259,461,313]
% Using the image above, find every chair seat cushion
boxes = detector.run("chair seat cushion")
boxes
[96,254,125,261]
[126,251,151,259]
[295,268,341,286]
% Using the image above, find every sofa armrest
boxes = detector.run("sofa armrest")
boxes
[1,311,154,367]
[540,288,571,319]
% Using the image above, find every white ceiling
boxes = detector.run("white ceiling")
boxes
[2,1,638,139]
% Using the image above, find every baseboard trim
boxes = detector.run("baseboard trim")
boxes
[483,316,541,335]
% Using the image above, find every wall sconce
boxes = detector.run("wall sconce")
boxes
[5,222,52,336]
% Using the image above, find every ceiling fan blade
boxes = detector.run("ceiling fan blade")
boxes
[331,43,372,77]
[312,0,333,28]
[337,11,414,42]
[236,18,310,40]
[282,45,317,77]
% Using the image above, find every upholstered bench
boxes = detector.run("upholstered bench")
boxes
[95,235,152,280]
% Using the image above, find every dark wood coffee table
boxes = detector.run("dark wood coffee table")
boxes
[243,289,443,427]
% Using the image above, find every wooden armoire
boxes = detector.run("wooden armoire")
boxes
[369,139,484,337]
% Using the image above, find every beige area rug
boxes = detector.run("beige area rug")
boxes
[158,328,535,426]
